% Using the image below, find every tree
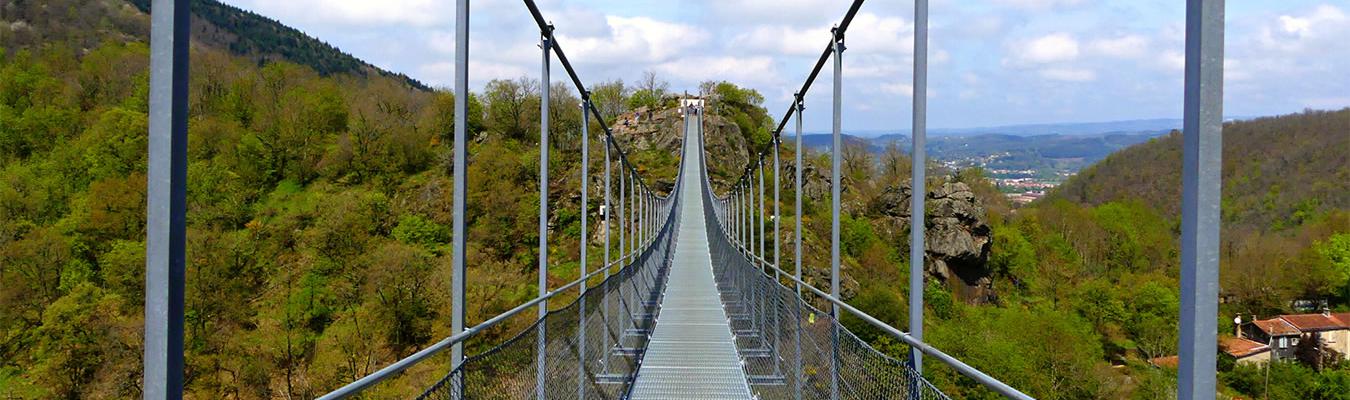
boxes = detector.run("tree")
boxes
[483,77,539,141]
[81,107,148,181]
[842,140,874,185]
[1128,280,1179,361]
[590,79,628,123]
[363,242,439,352]
[423,91,485,147]
[547,81,583,151]
[84,173,147,244]
[628,71,669,110]
[30,283,135,399]
[879,141,910,188]
[637,71,668,98]
[1315,233,1350,300]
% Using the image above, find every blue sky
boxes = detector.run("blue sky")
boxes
[220,0,1350,132]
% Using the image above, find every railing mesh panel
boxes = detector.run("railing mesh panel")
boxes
[418,210,678,400]
[700,165,950,400]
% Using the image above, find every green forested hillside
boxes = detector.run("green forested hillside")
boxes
[1,0,426,90]
[0,1,640,398]
[3,1,1348,399]
[1054,109,1350,230]
[938,110,1350,398]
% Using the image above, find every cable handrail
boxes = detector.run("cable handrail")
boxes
[314,211,678,400]
[716,0,866,190]
[520,0,667,198]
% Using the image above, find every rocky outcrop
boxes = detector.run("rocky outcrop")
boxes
[611,107,751,194]
[780,155,831,203]
[871,181,994,303]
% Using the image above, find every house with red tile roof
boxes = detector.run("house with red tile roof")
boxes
[1243,311,1350,363]
[1221,337,1271,365]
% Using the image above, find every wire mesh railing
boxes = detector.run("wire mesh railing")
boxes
[690,112,951,400]
[418,208,679,399]
[706,212,950,400]
[415,105,695,400]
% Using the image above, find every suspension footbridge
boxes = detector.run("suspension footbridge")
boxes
[139,0,1228,398]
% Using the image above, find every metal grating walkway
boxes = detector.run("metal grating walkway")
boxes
[629,116,753,400]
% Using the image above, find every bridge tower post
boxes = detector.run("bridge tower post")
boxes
[829,25,844,400]
[450,0,470,396]
[1178,0,1224,398]
[792,95,805,400]
[536,25,553,400]
[577,99,590,400]
[909,0,929,388]
[144,1,189,398]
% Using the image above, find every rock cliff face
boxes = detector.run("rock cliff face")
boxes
[781,155,831,203]
[611,107,750,194]
[872,181,995,303]
[611,107,684,156]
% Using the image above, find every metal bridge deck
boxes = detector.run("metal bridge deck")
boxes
[629,117,752,400]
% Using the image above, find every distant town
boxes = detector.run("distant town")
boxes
[799,127,1170,206]
[940,152,1076,205]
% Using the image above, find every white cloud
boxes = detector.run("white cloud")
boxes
[708,0,836,26]
[1257,5,1349,52]
[1282,5,1346,37]
[1007,33,1080,65]
[561,16,709,64]
[731,12,912,58]
[1088,35,1149,59]
[652,56,780,87]
[844,13,915,56]
[731,24,830,57]
[1159,50,1186,72]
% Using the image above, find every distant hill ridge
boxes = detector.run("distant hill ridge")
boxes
[125,0,429,90]
[1048,108,1350,230]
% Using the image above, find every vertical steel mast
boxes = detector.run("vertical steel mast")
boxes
[909,0,929,377]
[1178,0,1224,398]
[144,1,189,398]
[450,1,470,395]
[829,26,845,400]
[536,25,553,400]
